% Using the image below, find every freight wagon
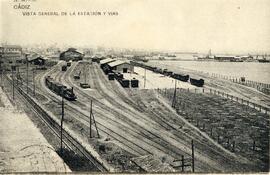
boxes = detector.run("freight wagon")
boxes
[45,76,77,101]
[119,79,130,88]
[171,73,189,82]
[131,78,139,88]
[108,73,114,80]
[62,65,67,71]
[190,78,204,87]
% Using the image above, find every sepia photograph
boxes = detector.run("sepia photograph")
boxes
[0,0,269,174]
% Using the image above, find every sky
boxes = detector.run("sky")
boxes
[1,0,270,54]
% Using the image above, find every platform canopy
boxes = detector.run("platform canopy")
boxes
[100,58,115,65]
[108,60,127,67]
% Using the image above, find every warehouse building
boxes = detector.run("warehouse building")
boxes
[0,45,23,63]
[108,60,134,73]
[91,55,106,63]
[100,58,116,68]
[28,56,46,66]
[60,48,83,61]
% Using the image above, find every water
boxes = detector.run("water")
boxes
[148,60,270,84]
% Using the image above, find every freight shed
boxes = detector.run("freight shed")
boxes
[59,48,83,61]
[100,58,116,68]
[28,56,46,66]
[108,60,134,73]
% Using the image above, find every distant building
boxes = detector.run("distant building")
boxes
[0,45,23,63]
[214,55,235,61]
[60,48,83,61]
[108,60,134,73]
[91,55,106,63]
[100,58,115,68]
[28,56,46,66]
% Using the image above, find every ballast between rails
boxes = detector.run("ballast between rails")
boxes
[4,75,108,172]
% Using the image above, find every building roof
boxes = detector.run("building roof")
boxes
[2,45,22,49]
[28,56,46,61]
[131,155,175,172]
[100,58,115,64]
[214,55,235,58]
[60,48,83,56]
[108,60,127,67]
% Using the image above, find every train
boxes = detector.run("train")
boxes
[45,76,77,101]
[100,65,139,88]
[130,61,204,87]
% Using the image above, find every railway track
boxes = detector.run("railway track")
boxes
[21,62,256,172]
[63,62,252,172]
[3,74,109,172]
[35,65,153,156]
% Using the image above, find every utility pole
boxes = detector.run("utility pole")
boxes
[16,67,19,86]
[191,140,195,172]
[84,64,87,84]
[11,65,16,100]
[172,79,177,108]
[90,100,92,138]
[181,155,184,172]
[144,68,146,88]
[89,100,100,138]
[60,91,64,156]
[0,55,2,88]
[32,68,35,96]
[26,54,29,94]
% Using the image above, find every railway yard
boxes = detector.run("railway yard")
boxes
[1,59,269,173]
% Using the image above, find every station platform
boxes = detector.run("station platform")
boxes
[0,87,70,173]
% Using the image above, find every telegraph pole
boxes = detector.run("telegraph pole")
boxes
[172,79,177,108]
[144,68,146,88]
[11,65,15,100]
[191,140,195,172]
[89,100,100,138]
[60,91,64,155]
[89,100,92,138]
[32,68,35,96]
[16,67,19,86]
[0,55,2,88]
[26,54,29,94]
[84,64,87,84]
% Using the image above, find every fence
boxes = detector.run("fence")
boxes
[157,87,269,115]
[156,87,270,164]
[210,73,270,95]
